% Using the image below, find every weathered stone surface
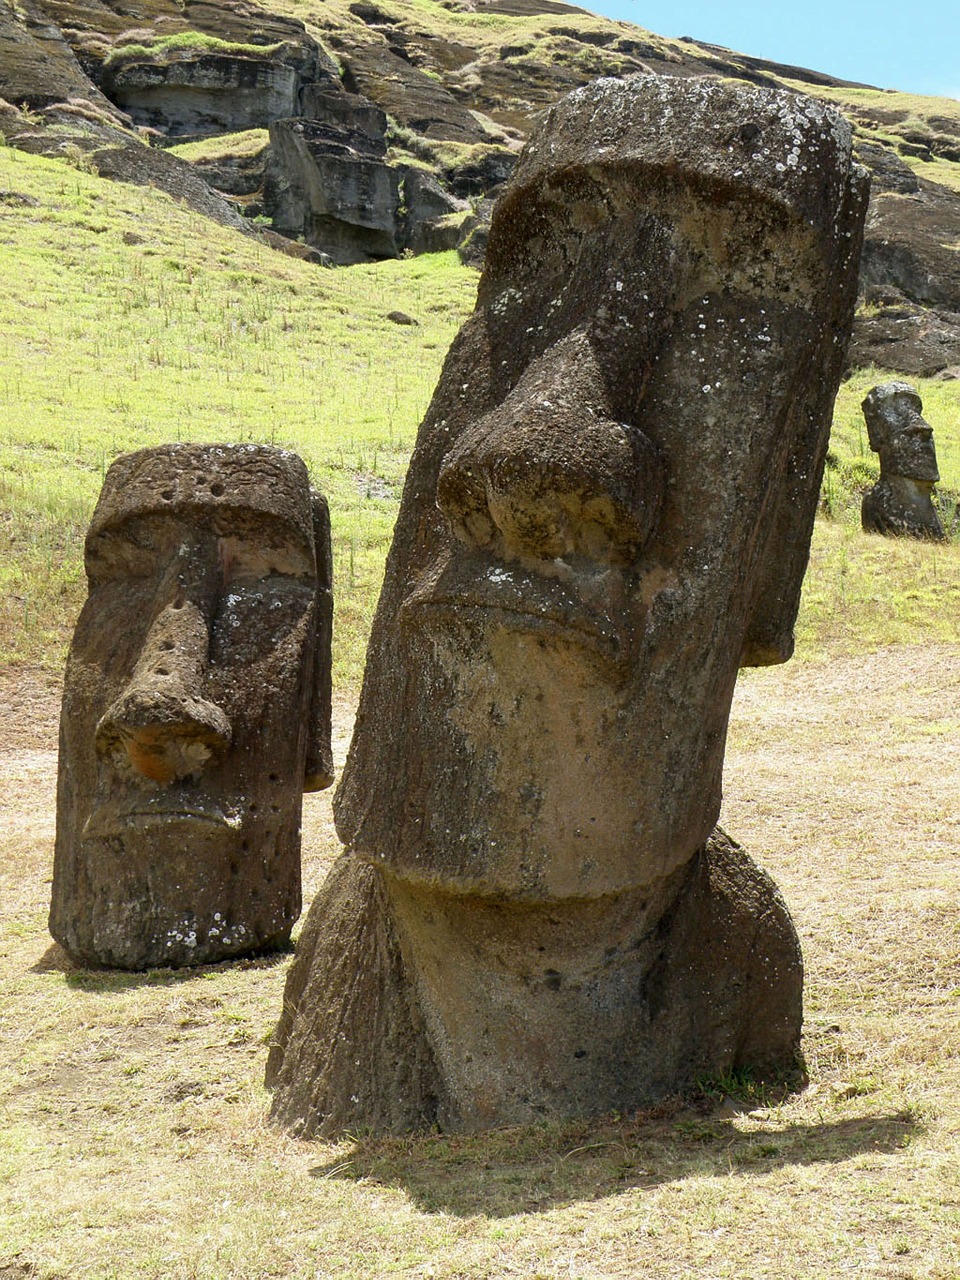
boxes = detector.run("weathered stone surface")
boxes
[338,39,490,144]
[401,165,465,253]
[265,110,400,262]
[455,196,493,266]
[855,141,920,195]
[861,182,960,314]
[861,382,947,540]
[267,76,868,1135]
[406,213,461,255]
[101,53,303,136]
[0,0,120,115]
[50,444,333,970]
[848,306,960,379]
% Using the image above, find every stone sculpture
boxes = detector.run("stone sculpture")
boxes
[50,444,333,969]
[861,382,947,540]
[267,76,868,1135]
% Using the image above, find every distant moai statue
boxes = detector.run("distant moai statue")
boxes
[861,382,947,541]
[267,76,868,1136]
[50,444,333,969]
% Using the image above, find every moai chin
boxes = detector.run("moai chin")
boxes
[50,443,333,969]
[861,382,947,541]
[267,76,869,1135]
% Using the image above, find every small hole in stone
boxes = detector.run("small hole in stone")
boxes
[161,489,174,501]
[248,803,258,813]
[268,773,279,783]
[209,481,225,497]
[195,474,206,484]
[240,840,250,852]
[159,640,175,651]
[155,666,170,676]
[270,804,280,814]
[229,861,239,876]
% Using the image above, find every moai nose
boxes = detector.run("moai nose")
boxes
[437,338,663,567]
[95,545,232,787]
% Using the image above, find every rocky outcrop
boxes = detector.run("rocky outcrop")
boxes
[101,52,305,136]
[263,88,400,262]
[0,0,119,115]
[860,181,960,312]
[0,98,253,234]
[852,177,960,372]
[337,40,490,144]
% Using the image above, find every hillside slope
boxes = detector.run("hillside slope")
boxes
[2,0,960,373]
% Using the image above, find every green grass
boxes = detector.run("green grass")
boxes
[103,31,287,68]
[167,129,271,164]
[0,144,476,685]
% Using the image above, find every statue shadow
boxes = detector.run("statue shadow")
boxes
[30,941,291,989]
[306,1103,920,1219]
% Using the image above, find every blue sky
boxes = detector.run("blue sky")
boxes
[582,1,959,99]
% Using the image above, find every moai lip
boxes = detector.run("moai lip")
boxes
[267,75,869,1135]
[49,443,333,970]
[861,381,947,541]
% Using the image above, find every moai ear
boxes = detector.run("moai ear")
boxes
[740,393,832,668]
[304,490,334,792]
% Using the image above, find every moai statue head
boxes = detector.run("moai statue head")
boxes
[50,444,333,969]
[267,76,868,1136]
[861,382,946,540]
[335,77,867,900]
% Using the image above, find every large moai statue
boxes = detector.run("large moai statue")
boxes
[861,382,947,541]
[50,444,333,969]
[267,76,868,1135]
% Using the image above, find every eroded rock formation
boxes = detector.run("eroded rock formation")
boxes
[50,444,333,969]
[266,75,869,1135]
[861,382,947,540]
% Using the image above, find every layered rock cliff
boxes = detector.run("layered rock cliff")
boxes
[2,0,959,372]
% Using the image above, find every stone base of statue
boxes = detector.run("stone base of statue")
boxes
[266,829,802,1136]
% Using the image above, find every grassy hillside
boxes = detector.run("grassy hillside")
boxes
[1,143,959,687]
[0,143,476,684]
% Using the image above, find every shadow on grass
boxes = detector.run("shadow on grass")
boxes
[305,1105,921,1218]
[30,941,291,988]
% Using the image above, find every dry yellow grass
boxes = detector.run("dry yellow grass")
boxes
[1,639,958,1280]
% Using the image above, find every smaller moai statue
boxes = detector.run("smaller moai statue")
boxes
[861,382,947,541]
[50,443,333,969]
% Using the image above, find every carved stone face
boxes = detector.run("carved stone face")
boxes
[50,444,333,969]
[334,77,867,903]
[863,381,941,483]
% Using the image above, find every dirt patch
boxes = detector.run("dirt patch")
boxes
[1,646,958,1279]
[0,667,61,752]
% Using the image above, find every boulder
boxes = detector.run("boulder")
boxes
[401,165,465,251]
